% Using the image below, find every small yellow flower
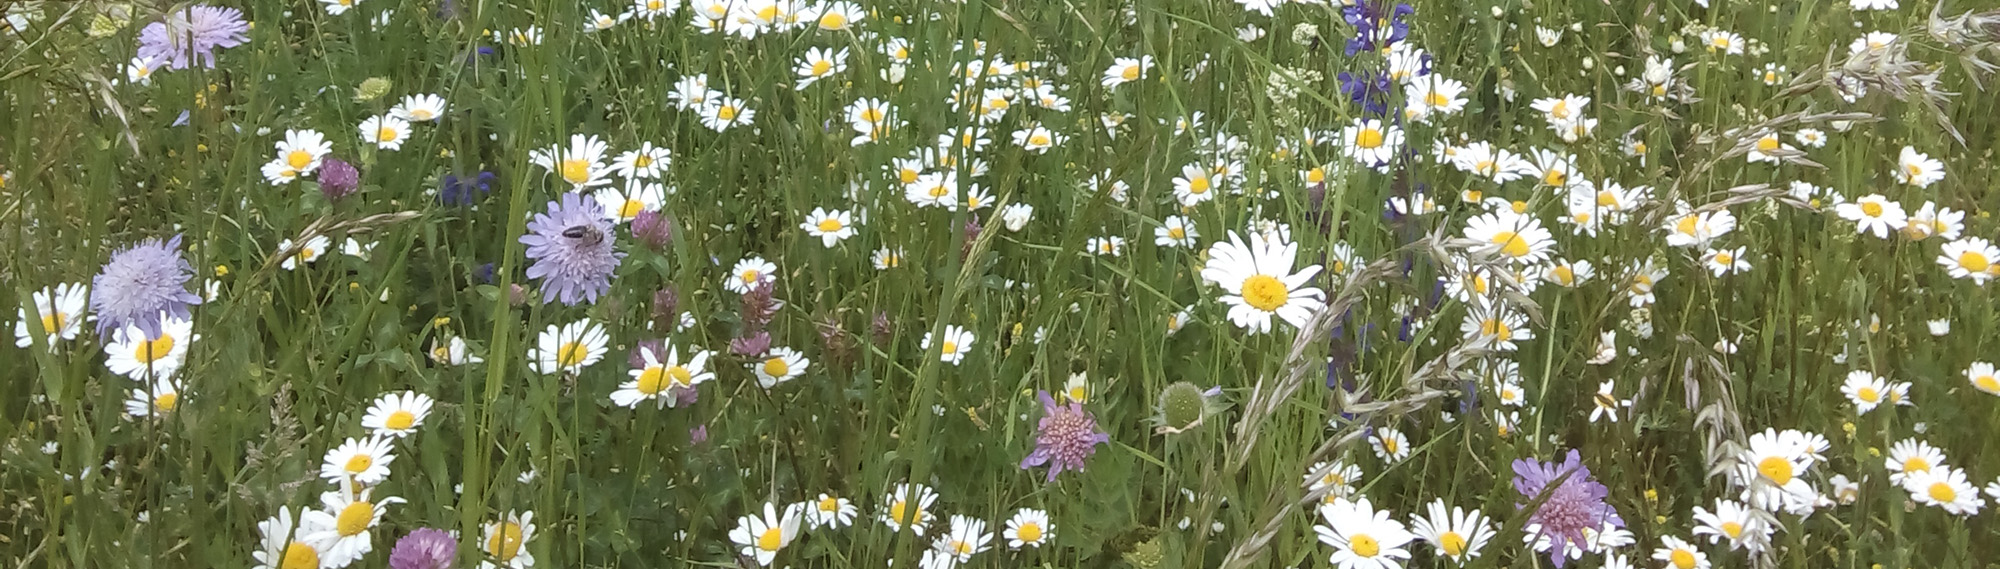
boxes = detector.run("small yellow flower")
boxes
[214,264,230,276]
[433,317,452,328]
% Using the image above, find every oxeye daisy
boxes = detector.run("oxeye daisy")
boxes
[1460,301,1532,352]
[1841,370,1891,414]
[1154,215,1199,248]
[1171,163,1218,206]
[521,193,624,305]
[1700,29,1745,55]
[1199,231,1327,334]
[933,514,993,562]
[1965,362,2000,396]
[1651,535,1710,569]
[277,235,331,270]
[430,336,483,366]
[528,134,612,189]
[591,181,665,225]
[1403,74,1467,121]
[793,47,849,90]
[1542,258,1594,288]
[811,1,863,30]
[1662,209,1737,248]
[1736,429,1820,511]
[358,115,412,150]
[611,142,671,179]
[1893,146,1945,187]
[631,0,678,20]
[91,235,201,340]
[729,501,802,567]
[880,483,939,536]
[1701,247,1750,276]
[305,486,405,567]
[726,256,779,294]
[804,493,858,529]
[1341,118,1403,167]
[1305,459,1365,503]
[1691,498,1768,551]
[1835,194,1906,238]
[124,379,185,418]
[529,320,609,375]
[479,510,536,569]
[612,344,713,409]
[1745,130,1796,164]
[252,507,333,569]
[321,0,363,16]
[320,435,397,485]
[1101,56,1152,88]
[1370,426,1411,463]
[1904,467,1984,516]
[698,97,756,132]
[1409,499,1497,564]
[1588,380,1630,423]
[104,316,197,380]
[1794,129,1827,147]
[1315,497,1415,569]
[920,325,976,365]
[800,207,856,248]
[126,56,159,85]
[1009,124,1063,153]
[14,282,88,350]
[360,391,434,438]
[871,246,905,270]
[1084,236,1125,257]
[1003,508,1052,549]
[274,129,332,177]
[1462,211,1554,264]
[1936,237,1997,283]
[1886,438,1947,485]
[752,346,809,388]
[392,93,447,122]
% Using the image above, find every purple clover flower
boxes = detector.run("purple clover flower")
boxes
[136,5,249,70]
[388,527,456,569]
[318,157,360,201]
[91,234,203,340]
[1512,449,1624,568]
[1021,390,1110,482]
[520,192,623,305]
[630,210,674,250]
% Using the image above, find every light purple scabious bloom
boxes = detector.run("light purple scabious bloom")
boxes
[1512,449,1623,568]
[1021,390,1110,482]
[521,192,623,305]
[136,5,249,70]
[91,234,202,340]
[388,528,456,569]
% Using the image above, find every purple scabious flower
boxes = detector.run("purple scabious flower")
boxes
[1021,390,1110,482]
[388,528,456,569]
[136,5,249,70]
[520,192,623,305]
[319,157,360,201]
[1512,449,1624,568]
[91,234,202,340]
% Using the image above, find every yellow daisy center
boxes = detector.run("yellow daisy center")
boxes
[740,269,761,284]
[1120,65,1140,81]
[1713,251,1734,265]
[286,150,314,170]
[1757,456,1795,486]
[1067,387,1087,402]
[560,159,591,184]
[557,341,588,368]
[1168,227,1186,239]
[1239,275,1289,312]
[1721,521,1743,539]
[410,109,434,120]
[384,410,416,430]
[819,12,847,29]
[1542,170,1566,187]
[818,496,840,512]
[1552,266,1575,285]
[1481,318,1513,341]
[41,312,65,333]
[1029,134,1050,146]
[1381,437,1400,454]
[1355,128,1384,149]
[335,501,373,536]
[1857,387,1880,402]
[345,454,373,474]
[1016,521,1043,543]
[1860,202,1884,217]
[940,341,959,355]
[762,358,790,378]
[1439,531,1468,556]
[1671,549,1697,569]
[1675,214,1701,236]
[620,200,645,219]
[135,334,176,364]
[717,105,739,120]
[1756,137,1779,152]
[811,60,833,76]
[154,392,179,412]
[280,541,319,569]
[1973,374,1999,392]
[1903,457,1931,474]
[1425,92,1450,107]
[757,527,784,551]
[1489,231,1531,258]
[817,218,844,232]
[1188,176,1210,194]
[1350,533,1381,557]
[376,127,398,143]
[1928,482,1957,503]
[487,522,523,560]
[1958,251,1990,272]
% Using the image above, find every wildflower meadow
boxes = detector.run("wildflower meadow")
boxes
[6,0,2000,567]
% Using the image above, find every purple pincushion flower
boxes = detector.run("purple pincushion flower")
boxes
[1021,390,1110,482]
[1512,449,1623,568]
[91,234,203,340]
[520,192,624,305]
[136,5,250,70]
[388,528,457,569]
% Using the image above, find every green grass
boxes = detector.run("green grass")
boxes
[3,0,2000,568]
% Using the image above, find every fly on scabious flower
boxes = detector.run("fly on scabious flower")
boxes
[1512,449,1624,568]
[1021,390,1109,482]
[136,5,248,70]
[91,234,202,340]
[521,193,624,305]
